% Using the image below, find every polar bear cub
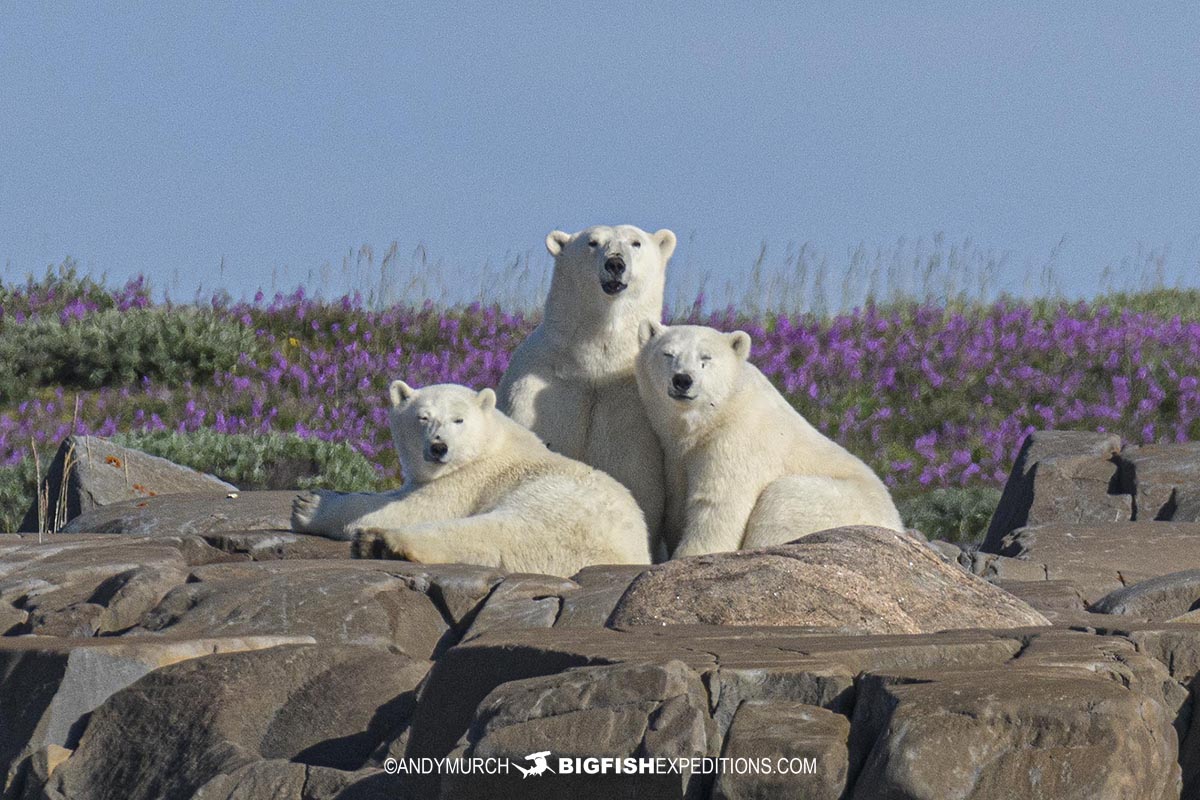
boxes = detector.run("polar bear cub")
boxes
[635,322,904,557]
[498,225,676,554]
[291,382,652,577]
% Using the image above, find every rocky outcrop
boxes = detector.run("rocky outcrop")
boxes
[58,491,297,536]
[19,436,235,533]
[608,527,1049,632]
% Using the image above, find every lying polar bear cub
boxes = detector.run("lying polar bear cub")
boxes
[636,322,904,558]
[291,381,652,576]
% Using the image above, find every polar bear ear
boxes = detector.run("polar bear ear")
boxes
[638,319,664,347]
[389,380,417,408]
[477,387,497,412]
[654,229,677,261]
[729,331,752,360]
[545,231,571,256]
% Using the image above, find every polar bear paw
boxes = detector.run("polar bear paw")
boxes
[290,490,325,533]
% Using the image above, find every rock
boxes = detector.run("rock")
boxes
[459,574,579,642]
[190,760,400,800]
[18,436,236,533]
[607,526,1048,633]
[47,644,430,800]
[965,551,1048,582]
[925,539,962,564]
[59,491,297,536]
[198,530,352,561]
[983,430,1131,552]
[996,522,1200,603]
[131,560,449,659]
[0,538,195,637]
[556,565,646,628]
[1121,443,1200,522]
[0,635,313,789]
[712,702,849,800]
[991,579,1090,624]
[848,666,1180,799]
[1092,570,1200,619]
[440,660,715,800]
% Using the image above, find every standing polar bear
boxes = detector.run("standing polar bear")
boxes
[498,224,676,553]
[636,322,904,557]
[291,382,651,577]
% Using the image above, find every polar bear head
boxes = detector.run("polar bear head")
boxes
[635,322,752,428]
[387,381,498,483]
[544,224,676,312]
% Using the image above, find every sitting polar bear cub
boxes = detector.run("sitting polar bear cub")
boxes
[636,322,904,557]
[291,382,652,577]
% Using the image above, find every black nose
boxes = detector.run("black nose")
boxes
[672,373,693,392]
[604,256,625,276]
[429,441,448,458]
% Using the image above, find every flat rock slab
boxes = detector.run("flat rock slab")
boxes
[59,491,297,536]
[996,522,1200,603]
[46,644,430,800]
[130,560,450,659]
[607,526,1049,633]
[18,435,235,533]
[983,430,1130,550]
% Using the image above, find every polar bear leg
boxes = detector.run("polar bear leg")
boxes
[291,484,463,541]
[741,475,903,549]
[353,511,574,575]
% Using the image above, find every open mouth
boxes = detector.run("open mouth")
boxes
[668,390,696,401]
[424,453,447,464]
[600,280,628,295]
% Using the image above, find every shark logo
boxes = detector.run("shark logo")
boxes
[514,751,553,778]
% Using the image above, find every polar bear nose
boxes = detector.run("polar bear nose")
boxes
[672,373,693,392]
[429,441,449,459]
[604,256,626,277]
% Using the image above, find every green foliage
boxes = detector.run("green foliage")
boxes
[0,308,261,403]
[899,486,1001,545]
[0,458,38,533]
[109,429,385,492]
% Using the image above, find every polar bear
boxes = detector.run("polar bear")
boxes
[291,381,651,577]
[635,322,904,558]
[498,224,676,555]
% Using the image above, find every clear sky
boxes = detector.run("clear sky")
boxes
[2,3,1197,307]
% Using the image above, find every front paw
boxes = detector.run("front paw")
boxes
[291,490,324,532]
[351,527,388,559]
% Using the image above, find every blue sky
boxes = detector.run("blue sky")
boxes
[1,3,1197,305]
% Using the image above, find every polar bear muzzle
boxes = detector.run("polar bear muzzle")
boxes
[601,254,628,295]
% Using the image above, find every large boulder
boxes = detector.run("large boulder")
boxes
[18,436,236,533]
[46,644,429,800]
[59,491,297,536]
[1093,570,1200,619]
[982,430,1130,551]
[995,522,1200,604]
[607,527,1049,633]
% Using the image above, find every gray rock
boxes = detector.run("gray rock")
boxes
[556,565,646,628]
[1092,570,1200,619]
[0,635,313,790]
[982,430,1130,552]
[18,436,235,533]
[190,760,402,800]
[712,702,849,800]
[459,574,579,642]
[997,522,1200,603]
[1120,443,1200,522]
[131,560,449,659]
[440,660,715,800]
[48,644,430,800]
[607,526,1049,633]
[59,491,296,536]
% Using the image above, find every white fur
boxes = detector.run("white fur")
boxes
[498,224,676,557]
[291,382,651,577]
[635,323,904,557]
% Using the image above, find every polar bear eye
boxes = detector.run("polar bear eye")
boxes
[632,239,642,248]
[588,239,600,248]
[453,418,464,424]
[662,351,675,359]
